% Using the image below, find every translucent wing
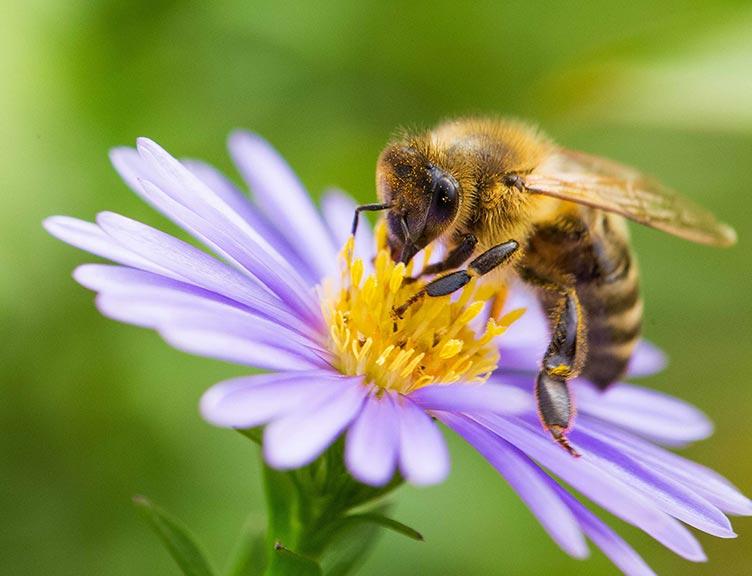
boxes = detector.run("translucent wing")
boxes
[524,149,737,247]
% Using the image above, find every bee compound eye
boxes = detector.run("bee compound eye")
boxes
[435,176,457,205]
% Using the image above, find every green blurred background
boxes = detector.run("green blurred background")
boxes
[2,1,751,574]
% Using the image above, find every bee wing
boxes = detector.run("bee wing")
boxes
[524,149,737,247]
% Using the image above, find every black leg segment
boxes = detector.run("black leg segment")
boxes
[469,240,519,275]
[351,202,392,236]
[411,234,478,279]
[536,372,577,456]
[425,270,472,297]
[393,240,518,318]
[543,291,584,378]
[536,290,586,457]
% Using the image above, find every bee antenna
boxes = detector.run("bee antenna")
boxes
[351,202,392,236]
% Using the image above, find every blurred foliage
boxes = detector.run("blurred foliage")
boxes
[1,1,751,574]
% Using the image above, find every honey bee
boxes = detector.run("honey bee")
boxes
[352,117,736,455]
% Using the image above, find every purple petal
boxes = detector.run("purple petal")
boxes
[114,143,272,256]
[135,137,283,257]
[201,371,344,428]
[578,417,752,516]
[472,413,706,561]
[136,179,319,321]
[73,264,313,339]
[45,215,311,334]
[497,283,548,369]
[321,189,376,269]
[395,396,450,485]
[45,215,303,332]
[408,382,532,415]
[74,263,231,301]
[576,381,713,446]
[89,285,250,329]
[180,158,267,229]
[228,131,337,280]
[94,288,326,363]
[441,412,588,558]
[627,340,668,378]
[94,211,300,324]
[110,138,318,280]
[551,482,658,576]
[567,422,735,538]
[74,264,200,296]
[44,216,170,275]
[345,391,399,486]
[111,143,318,314]
[183,158,317,283]
[264,378,366,469]
[112,143,317,300]
[154,311,329,371]
[496,345,543,373]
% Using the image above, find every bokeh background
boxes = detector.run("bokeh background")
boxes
[2,1,751,574]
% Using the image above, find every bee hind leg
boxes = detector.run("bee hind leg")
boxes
[536,290,586,457]
[393,240,518,318]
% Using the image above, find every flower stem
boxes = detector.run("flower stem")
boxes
[254,438,404,575]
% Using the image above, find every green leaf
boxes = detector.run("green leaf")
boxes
[267,543,322,576]
[133,495,216,576]
[223,518,267,576]
[339,513,423,541]
[316,507,421,576]
[318,508,387,576]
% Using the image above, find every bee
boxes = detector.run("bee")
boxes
[352,117,736,455]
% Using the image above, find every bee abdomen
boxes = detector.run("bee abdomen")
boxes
[523,210,643,390]
[579,246,642,389]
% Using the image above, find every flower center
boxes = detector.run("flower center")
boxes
[319,223,524,395]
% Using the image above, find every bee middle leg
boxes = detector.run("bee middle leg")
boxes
[393,240,519,318]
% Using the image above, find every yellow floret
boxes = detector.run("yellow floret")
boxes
[319,223,525,394]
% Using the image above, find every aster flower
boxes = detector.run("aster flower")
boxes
[44,132,750,575]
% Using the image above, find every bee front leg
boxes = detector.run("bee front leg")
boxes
[536,290,586,457]
[393,240,518,318]
[404,234,478,283]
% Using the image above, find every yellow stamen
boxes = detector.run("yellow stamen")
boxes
[320,222,524,394]
[499,307,526,328]
[350,258,364,289]
[439,339,464,359]
[458,301,486,325]
[389,263,406,293]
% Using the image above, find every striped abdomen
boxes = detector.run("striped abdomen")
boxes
[521,209,642,389]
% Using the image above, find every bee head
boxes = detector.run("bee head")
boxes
[377,144,461,264]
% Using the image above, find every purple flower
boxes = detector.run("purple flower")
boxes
[45,132,750,575]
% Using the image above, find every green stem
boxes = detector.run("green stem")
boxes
[259,445,404,569]
[235,431,411,575]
